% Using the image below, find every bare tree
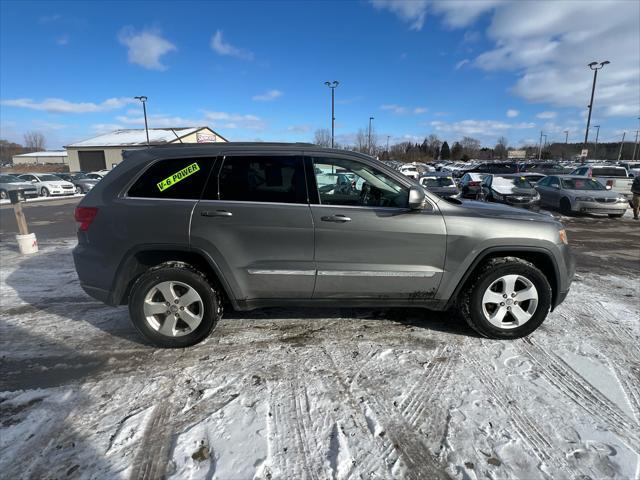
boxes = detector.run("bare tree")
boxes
[494,136,508,159]
[313,128,332,147]
[23,131,46,152]
[354,128,369,153]
[460,136,480,159]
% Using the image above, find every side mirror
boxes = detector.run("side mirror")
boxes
[408,186,425,210]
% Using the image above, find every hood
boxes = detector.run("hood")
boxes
[78,179,99,185]
[456,198,557,223]
[492,185,536,196]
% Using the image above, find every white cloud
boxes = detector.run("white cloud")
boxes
[203,111,264,130]
[430,119,536,138]
[115,114,202,127]
[252,89,283,102]
[56,34,69,46]
[371,0,428,30]
[91,123,124,133]
[455,59,470,70]
[1,97,135,114]
[381,104,427,115]
[506,109,519,118]
[118,27,176,70]
[32,120,68,130]
[536,111,557,119]
[287,124,311,133]
[210,30,254,60]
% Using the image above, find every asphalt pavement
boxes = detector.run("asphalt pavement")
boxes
[0,196,80,242]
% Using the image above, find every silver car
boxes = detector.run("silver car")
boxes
[0,174,39,200]
[535,175,628,218]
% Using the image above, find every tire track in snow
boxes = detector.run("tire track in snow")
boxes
[129,400,174,480]
[464,353,580,478]
[517,337,640,450]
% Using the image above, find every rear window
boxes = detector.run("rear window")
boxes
[421,176,454,187]
[592,167,627,177]
[127,157,214,199]
[561,178,605,190]
[212,155,306,204]
[494,177,533,188]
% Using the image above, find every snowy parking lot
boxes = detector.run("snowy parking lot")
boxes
[1,215,639,479]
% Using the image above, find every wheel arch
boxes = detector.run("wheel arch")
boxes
[446,246,560,311]
[110,245,238,309]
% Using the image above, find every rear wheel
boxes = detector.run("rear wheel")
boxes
[129,263,222,348]
[559,197,572,215]
[40,187,49,197]
[460,257,552,339]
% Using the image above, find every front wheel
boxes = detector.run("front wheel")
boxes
[128,263,222,348]
[559,198,572,216]
[0,189,7,200]
[40,187,49,197]
[459,257,552,339]
[75,186,83,194]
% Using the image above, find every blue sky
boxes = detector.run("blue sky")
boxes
[1,0,638,150]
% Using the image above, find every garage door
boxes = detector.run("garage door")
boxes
[78,151,106,171]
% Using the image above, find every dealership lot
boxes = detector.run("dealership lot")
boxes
[0,199,638,479]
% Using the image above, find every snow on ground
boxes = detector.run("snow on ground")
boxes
[0,240,639,479]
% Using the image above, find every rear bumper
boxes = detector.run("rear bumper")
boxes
[574,200,627,214]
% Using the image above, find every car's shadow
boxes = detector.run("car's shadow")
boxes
[3,243,481,350]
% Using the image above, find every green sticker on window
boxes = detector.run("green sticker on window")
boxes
[157,162,201,192]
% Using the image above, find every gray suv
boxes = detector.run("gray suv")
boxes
[73,143,574,347]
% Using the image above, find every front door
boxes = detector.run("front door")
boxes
[190,152,315,300]
[308,155,447,300]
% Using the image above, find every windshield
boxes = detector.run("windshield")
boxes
[0,175,24,183]
[72,173,90,179]
[561,178,605,190]
[39,174,63,181]
[422,176,454,188]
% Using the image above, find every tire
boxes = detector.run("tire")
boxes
[75,186,83,194]
[128,262,222,348]
[0,189,7,200]
[559,197,572,215]
[608,213,624,218]
[40,187,49,197]
[459,257,552,339]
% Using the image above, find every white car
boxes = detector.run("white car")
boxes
[399,165,419,179]
[17,173,75,197]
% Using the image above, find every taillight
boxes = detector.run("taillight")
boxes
[74,207,98,231]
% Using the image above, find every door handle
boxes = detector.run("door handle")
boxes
[201,210,233,217]
[321,214,351,223]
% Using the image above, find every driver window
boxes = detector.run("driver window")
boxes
[312,157,408,208]
[549,177,560,188]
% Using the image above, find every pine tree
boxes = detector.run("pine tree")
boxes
[440,141,451,160]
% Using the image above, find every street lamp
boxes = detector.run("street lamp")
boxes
[386,135,390,153]
[134,96,150,147]
[591,125,600,159]
[324,81,339,148]
[583,61,609,157]
[537,131,546,160]
[368,116,375,155]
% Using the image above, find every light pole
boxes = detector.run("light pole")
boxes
[633,117,640,161]
[368,116,375,155]
[617,131,626,161]
[386,135,390,153]
[591,125,600,160]
[537,131,545,160]
[563,130,569,161]
[134,96,150,146]
[583,61,609,158]
[324,81,339,148]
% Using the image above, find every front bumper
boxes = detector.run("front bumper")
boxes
[573,200,627,214]
[48,188,76,196]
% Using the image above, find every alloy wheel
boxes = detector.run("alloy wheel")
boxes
[143,281,204,337]
[481,274,538,329]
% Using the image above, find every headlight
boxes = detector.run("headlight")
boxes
[533,193,540,200]
[617,196,627,202]
[575,196,595,202]
[559,229,568,245]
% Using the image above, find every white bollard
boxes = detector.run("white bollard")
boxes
[16,233,38,254]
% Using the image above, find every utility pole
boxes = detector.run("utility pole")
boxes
[368,116,375,155]
[386,135,390,154]
[563,130,569,161]
[632,130,639,161]
[324,81,339,148]
[134,96,150,146]
[538,131,544,161]
[583,61,609,149]
[592,125,600,160]
[617,131,626,161]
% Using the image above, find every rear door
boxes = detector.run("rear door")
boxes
[307,154,446,300]
[190,152,315,300]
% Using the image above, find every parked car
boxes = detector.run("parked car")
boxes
[515,172,547,185]
[465,162,520,175]
[56,173,100,194]
[535,175,628,217]
[618,162,640,178]
[17,173,75,197]
[458,172,487,199]
[0,174,39,200]
[522,162,573,176]
[569,165,633,201]
[73,143,574,347]
[419,172,459,198]
[481,175,540,210]
[85,172,106,181]
[398,164,420,179]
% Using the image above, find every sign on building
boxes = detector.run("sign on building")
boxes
[507,150,526,159]
[197,133,217,143]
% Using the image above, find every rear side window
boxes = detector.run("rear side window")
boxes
[212,155,306,204]
[592,167,627,177]
[127,157,214,199]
